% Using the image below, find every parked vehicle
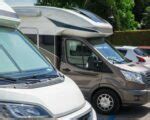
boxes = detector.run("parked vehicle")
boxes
[138,46,150,55]
[0,2,97,119]
[14,6,150,114]
[116,46,150,68]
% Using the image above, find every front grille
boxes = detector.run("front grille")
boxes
[78,112,91,120]
[145,72,150,81]
[144,72,150,85]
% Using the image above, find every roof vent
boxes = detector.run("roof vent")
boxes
[14,8,41,17]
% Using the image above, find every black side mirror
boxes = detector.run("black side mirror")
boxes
[96,60,103,71]
[87,57,102,71]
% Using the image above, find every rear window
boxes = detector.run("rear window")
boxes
[140,49,150,55]
[134,48,149,56]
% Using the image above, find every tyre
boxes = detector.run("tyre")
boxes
[92,89,121,114]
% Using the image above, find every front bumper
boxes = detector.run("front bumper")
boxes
[121,88,150,105]
[57,101,97,120]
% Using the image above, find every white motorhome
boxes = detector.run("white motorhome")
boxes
[0,2,97,119]
[14,6,150,114]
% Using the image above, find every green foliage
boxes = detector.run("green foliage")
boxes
[36,0,82,8]
[133,0,147,22]
[133,0,150,29]
[142,6,150,29]
[108,30,150,46]
[105,0,138,30]
[36,0,138,31]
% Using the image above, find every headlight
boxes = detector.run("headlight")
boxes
[121,70,144,84]
[0,103,50,118]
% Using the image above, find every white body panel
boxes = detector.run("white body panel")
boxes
[0,77,85,117]
[57,102,97,120]
[126,49,138,62]
[14,6,113,37]
[0,1,15,12]
[0,1,20,28]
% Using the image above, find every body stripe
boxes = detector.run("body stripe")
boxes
[48,18,97,33]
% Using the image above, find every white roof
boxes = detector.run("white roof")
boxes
[116,46,137,50]
[0,1,20,28]
[0,1,14,12]
[4,0,36,7]
[14,6,113,37]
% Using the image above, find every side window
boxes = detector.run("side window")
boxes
[40,36,55,54]
[118,49,127,56]
[26,35,55,54]
[66,40,84,68]
[66,40,100,71]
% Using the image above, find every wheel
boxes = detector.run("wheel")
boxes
[92,89,121,114]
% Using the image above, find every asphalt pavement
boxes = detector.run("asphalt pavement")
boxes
[97,103,150,120]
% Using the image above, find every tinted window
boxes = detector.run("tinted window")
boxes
[27,35,55,54]
[134,48,149,56]
[74,8,107,23]
[118,49,127,56]
[140,49,150,55]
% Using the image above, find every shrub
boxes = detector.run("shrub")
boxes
[108,30,150,46]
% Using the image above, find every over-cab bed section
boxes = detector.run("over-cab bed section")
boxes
[0,2,20,28]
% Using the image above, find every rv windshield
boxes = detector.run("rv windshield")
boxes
[89,38,128,64]
[0,27,54,75]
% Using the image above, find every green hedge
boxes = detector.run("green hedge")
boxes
[108,30,150,46]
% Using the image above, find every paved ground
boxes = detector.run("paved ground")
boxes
[97,103,150,120]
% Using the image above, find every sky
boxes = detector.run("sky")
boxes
[4,0,37,6]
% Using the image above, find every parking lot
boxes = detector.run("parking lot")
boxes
[97,103,150,120]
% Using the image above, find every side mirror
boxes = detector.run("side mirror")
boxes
[87,57,102,71]
[97,60,103,64]
[96,60,103,70]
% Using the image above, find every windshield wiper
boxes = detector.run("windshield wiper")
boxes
[107,57,118,63]
[26,74,59,80]
[0,76,17,82]
[107,57,125,64]
[18,72,59,81]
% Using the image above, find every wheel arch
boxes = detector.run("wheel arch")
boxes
[90,85,123,105]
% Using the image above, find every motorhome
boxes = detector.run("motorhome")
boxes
[14,6,150,114]
[0,2,97,119]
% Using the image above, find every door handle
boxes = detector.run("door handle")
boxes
[62,68,71,72]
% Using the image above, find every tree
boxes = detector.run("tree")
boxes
[133,0,147,22]
[133,0,150,22]
[36,0,138,31]
[141,6,150,29]
[36,0,81,8]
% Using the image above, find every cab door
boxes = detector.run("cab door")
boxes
[60,38,102,89]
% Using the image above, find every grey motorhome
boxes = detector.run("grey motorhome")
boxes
[14,6,150,114]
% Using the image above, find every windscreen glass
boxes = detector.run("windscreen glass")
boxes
[0,48,18,73]
[89,38,128,64]
[0,27,54,74]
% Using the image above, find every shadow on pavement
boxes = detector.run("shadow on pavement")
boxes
[97,105,150,120]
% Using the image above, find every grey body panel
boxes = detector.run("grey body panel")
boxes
[15,6,149,106]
